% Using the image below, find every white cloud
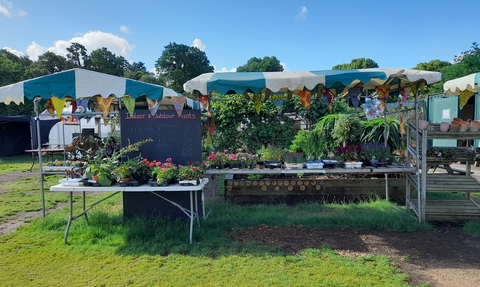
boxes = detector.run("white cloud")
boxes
[0,4,11,17]
[295,6,308,20]
[214,65,236,73]
[46,30,135,60]
[26,41,45,60]
[280,62,287,71]
[18,10,26,17]
[192,38,206,51]
[120,25,131,34]
[3,46,24,57]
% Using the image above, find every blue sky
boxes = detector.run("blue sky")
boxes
[1,0,479,74]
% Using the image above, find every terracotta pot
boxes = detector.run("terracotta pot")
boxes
[450,121,461,127]
[452,117,462,123]
[418,120,429,130]
[459,121,470,132]
[471,120,480,126]
[91,175,99,181]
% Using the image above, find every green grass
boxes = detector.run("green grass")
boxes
[0,154,476,287]
[0,155,36,174]
[1,198,420,287]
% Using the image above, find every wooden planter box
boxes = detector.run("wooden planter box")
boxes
[224,175,406,204]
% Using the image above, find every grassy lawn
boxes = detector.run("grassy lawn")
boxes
[0,155,458,286]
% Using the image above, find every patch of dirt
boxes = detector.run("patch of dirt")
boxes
[0,170,68,235]
[232,224,480,287]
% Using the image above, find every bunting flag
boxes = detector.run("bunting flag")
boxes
[146,97,161,115]
[45,99,55,115]
[172,96,185,117]
[207,117,216,137]
[399,88,408,102]
[94,117,101,126]
[398,97,405,135]
[252,93,262,114]
[348,87,362,108]
[198,95,209,111]
[297,90,311,109]
[97,96,113,117]
[76,98,89,113]
[51,96,67,118]
[271,93,284,114]
[70,100,78,113]
[459,90,474,110]
[322,89,334,111]
[375,85,390,107]
[122,96,136,117]
[104,118,110,126]
[408,82,417,94]
[205,131,214,150]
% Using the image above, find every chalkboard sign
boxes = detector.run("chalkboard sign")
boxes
[120,109,202,165]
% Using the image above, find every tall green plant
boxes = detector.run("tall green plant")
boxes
[360,117,404,151]
[314,114,338,154]
[332,113,364,146]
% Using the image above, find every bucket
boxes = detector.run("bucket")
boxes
[440,122,450,132]
[418,120,429,130]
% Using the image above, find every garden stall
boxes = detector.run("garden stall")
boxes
[0,68,202,218]
[184,68,442,202]
[403,72,480,222]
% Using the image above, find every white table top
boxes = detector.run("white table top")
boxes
[50,178,209,193]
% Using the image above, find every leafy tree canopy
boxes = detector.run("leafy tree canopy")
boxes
[332,58,379,70]
[155,42,214,93]
[413,59,451,72]
[236,56,284,72]
[90,47,128,76]
[66,42,91,69]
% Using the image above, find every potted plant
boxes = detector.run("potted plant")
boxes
[207,151,228,169]
[178,162,205,185]
[282,152,305,169]
[151,158,178,186]
[113,163,132,183]
[360,142,392,166]
[259,145,284,169]
[337,145,362,168]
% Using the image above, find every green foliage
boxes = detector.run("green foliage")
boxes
[90,47,128,76]
[302,130,326,159]
[155,42,214,92]
[258,145,285,161]
[294,98,328,128]
[314,114,338,154]
[236,56,283,72]
[332,113,364,146]
[211,94,297,152]
[332,58,379,70]
[289,130,309,152]
[360,117,404,151]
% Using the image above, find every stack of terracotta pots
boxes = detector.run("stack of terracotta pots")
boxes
[450,118,461,132]
[470,120,480,132]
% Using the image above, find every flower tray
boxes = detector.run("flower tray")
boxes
[59,178,84,187]
[119,180,141,187]
[306,163,324,169]
[179,179,201,186]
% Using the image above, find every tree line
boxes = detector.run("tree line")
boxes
[1,41,479,116]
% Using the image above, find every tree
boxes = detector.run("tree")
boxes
[66,42,91,69]
[236,56,284,72]
[413,59,451,72]
[332,58,379,70]
[90,47,128,76]
[0,49,28,86]
[155,43,214,92]
[35,51,72,74]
